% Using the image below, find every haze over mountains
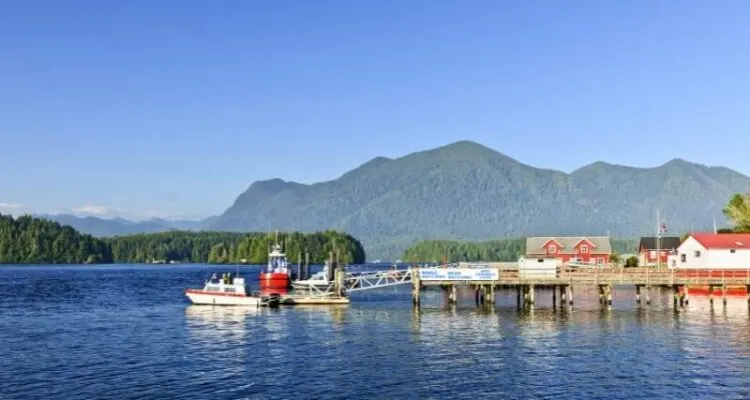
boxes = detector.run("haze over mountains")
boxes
[43,141,750,260]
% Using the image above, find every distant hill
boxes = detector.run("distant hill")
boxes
[39,214,208,237]
[206,140,750,260]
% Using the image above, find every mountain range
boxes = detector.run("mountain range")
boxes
[43,141,750,260]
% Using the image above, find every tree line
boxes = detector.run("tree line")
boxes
[0,214,112,264]
[0,213,365,264]
[402,238,639,263]
[106,230,366,264]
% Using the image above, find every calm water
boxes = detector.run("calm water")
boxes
[1,264,749,400]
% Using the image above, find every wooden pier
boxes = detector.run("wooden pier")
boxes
[411,266,750,308]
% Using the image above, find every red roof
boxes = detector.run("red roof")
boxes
[690,233,750,249]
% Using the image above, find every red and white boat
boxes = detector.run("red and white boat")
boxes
[185,272,281,306]
[260,239,292,291]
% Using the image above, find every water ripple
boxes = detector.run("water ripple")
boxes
[0,266,749,399]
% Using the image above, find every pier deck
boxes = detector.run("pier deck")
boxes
[417,267,750,286]
[412,266,750,308]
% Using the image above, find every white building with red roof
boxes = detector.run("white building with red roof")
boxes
[668,233,750,269]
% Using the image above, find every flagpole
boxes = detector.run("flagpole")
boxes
[656,209,661,268]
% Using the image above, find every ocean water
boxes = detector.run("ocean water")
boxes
[0,264,748,399]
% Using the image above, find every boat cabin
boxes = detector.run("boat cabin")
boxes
[202,272,249,295]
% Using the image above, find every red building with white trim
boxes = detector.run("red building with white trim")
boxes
[525,236,612,264]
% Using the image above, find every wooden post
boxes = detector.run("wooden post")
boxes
[709,285,715,306]
[552,285,557,308]
[304,251,310,280]
[568,285,574,306]
[528,284,535,306]
[516,286,521,308]
[412,273,421,306]
[635,285,642,305]
[684,285,689,306]
[606,285,612,305]
[560,285,566,307]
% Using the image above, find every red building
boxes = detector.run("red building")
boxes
[525,236,612,264]
[638,236,680,266]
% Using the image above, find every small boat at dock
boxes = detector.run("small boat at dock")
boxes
[260,236,292,291]
[185,272,281,307]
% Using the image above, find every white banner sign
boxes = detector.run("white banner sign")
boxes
[418,268,498,281]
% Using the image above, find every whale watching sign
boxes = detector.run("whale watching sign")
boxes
[418,268,498,281]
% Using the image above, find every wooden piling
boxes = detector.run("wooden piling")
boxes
[552,285,557,308]
[635,285,641,305]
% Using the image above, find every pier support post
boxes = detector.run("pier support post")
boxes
[488,285,495,304]
[598,285,604,305]
[567,285,574,306]
[516,286,521,308]
[552,285,557,308]
[684,286,689,306]
[528,285,535,306]
[709,285,715,307]
[722,285,727,307]
[450,285,457,304]
[560,285,566,307]
[606,285,612,306]
[412,275,421,307]
[747,285,750,310]
[673,286,679,308]
[645,286,651,305]
[636,285,642,305]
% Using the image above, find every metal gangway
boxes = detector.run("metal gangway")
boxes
[293,267,415,297]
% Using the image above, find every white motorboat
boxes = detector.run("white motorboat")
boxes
[292,262,355,291]
[185,272,281,307]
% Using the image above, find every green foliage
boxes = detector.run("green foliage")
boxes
[402,238,639,262]
[609,253,621,264]
[0,213,365,265]
[105,230,366,264]
[0,213,112,264]
[207,141,750,260]
[625,256,639,268]
[724,192,750,233]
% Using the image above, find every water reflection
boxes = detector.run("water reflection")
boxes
[184,305,258,344]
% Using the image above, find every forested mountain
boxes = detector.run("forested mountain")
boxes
[39,214,207,237]
[0,214,364,265]
[0,214,112,264]
[207,140,750,260]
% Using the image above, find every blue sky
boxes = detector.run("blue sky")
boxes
[1,1,749,220]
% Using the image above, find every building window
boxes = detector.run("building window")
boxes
[596,257,604,264]
[694,250,701,257]
[680,254,686,262]
[730,249,736,254]
[580,245,588,253]
[548,245,556,253]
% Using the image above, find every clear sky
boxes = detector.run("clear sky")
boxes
[1,1,749,220]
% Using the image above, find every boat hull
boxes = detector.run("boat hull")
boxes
[259,272,291,290]
[679,285,748,296]
[185,289,262,306]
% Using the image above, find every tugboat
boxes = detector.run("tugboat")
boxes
[259,235,292,291]
[185,272,281,307]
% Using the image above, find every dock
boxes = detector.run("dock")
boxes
[411,265,750,309]
[282,260,750,311]
[278,293,351,305]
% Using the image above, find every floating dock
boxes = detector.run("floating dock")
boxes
[278,293,350,305]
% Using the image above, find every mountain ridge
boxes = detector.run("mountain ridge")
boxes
[207,140,750,259]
